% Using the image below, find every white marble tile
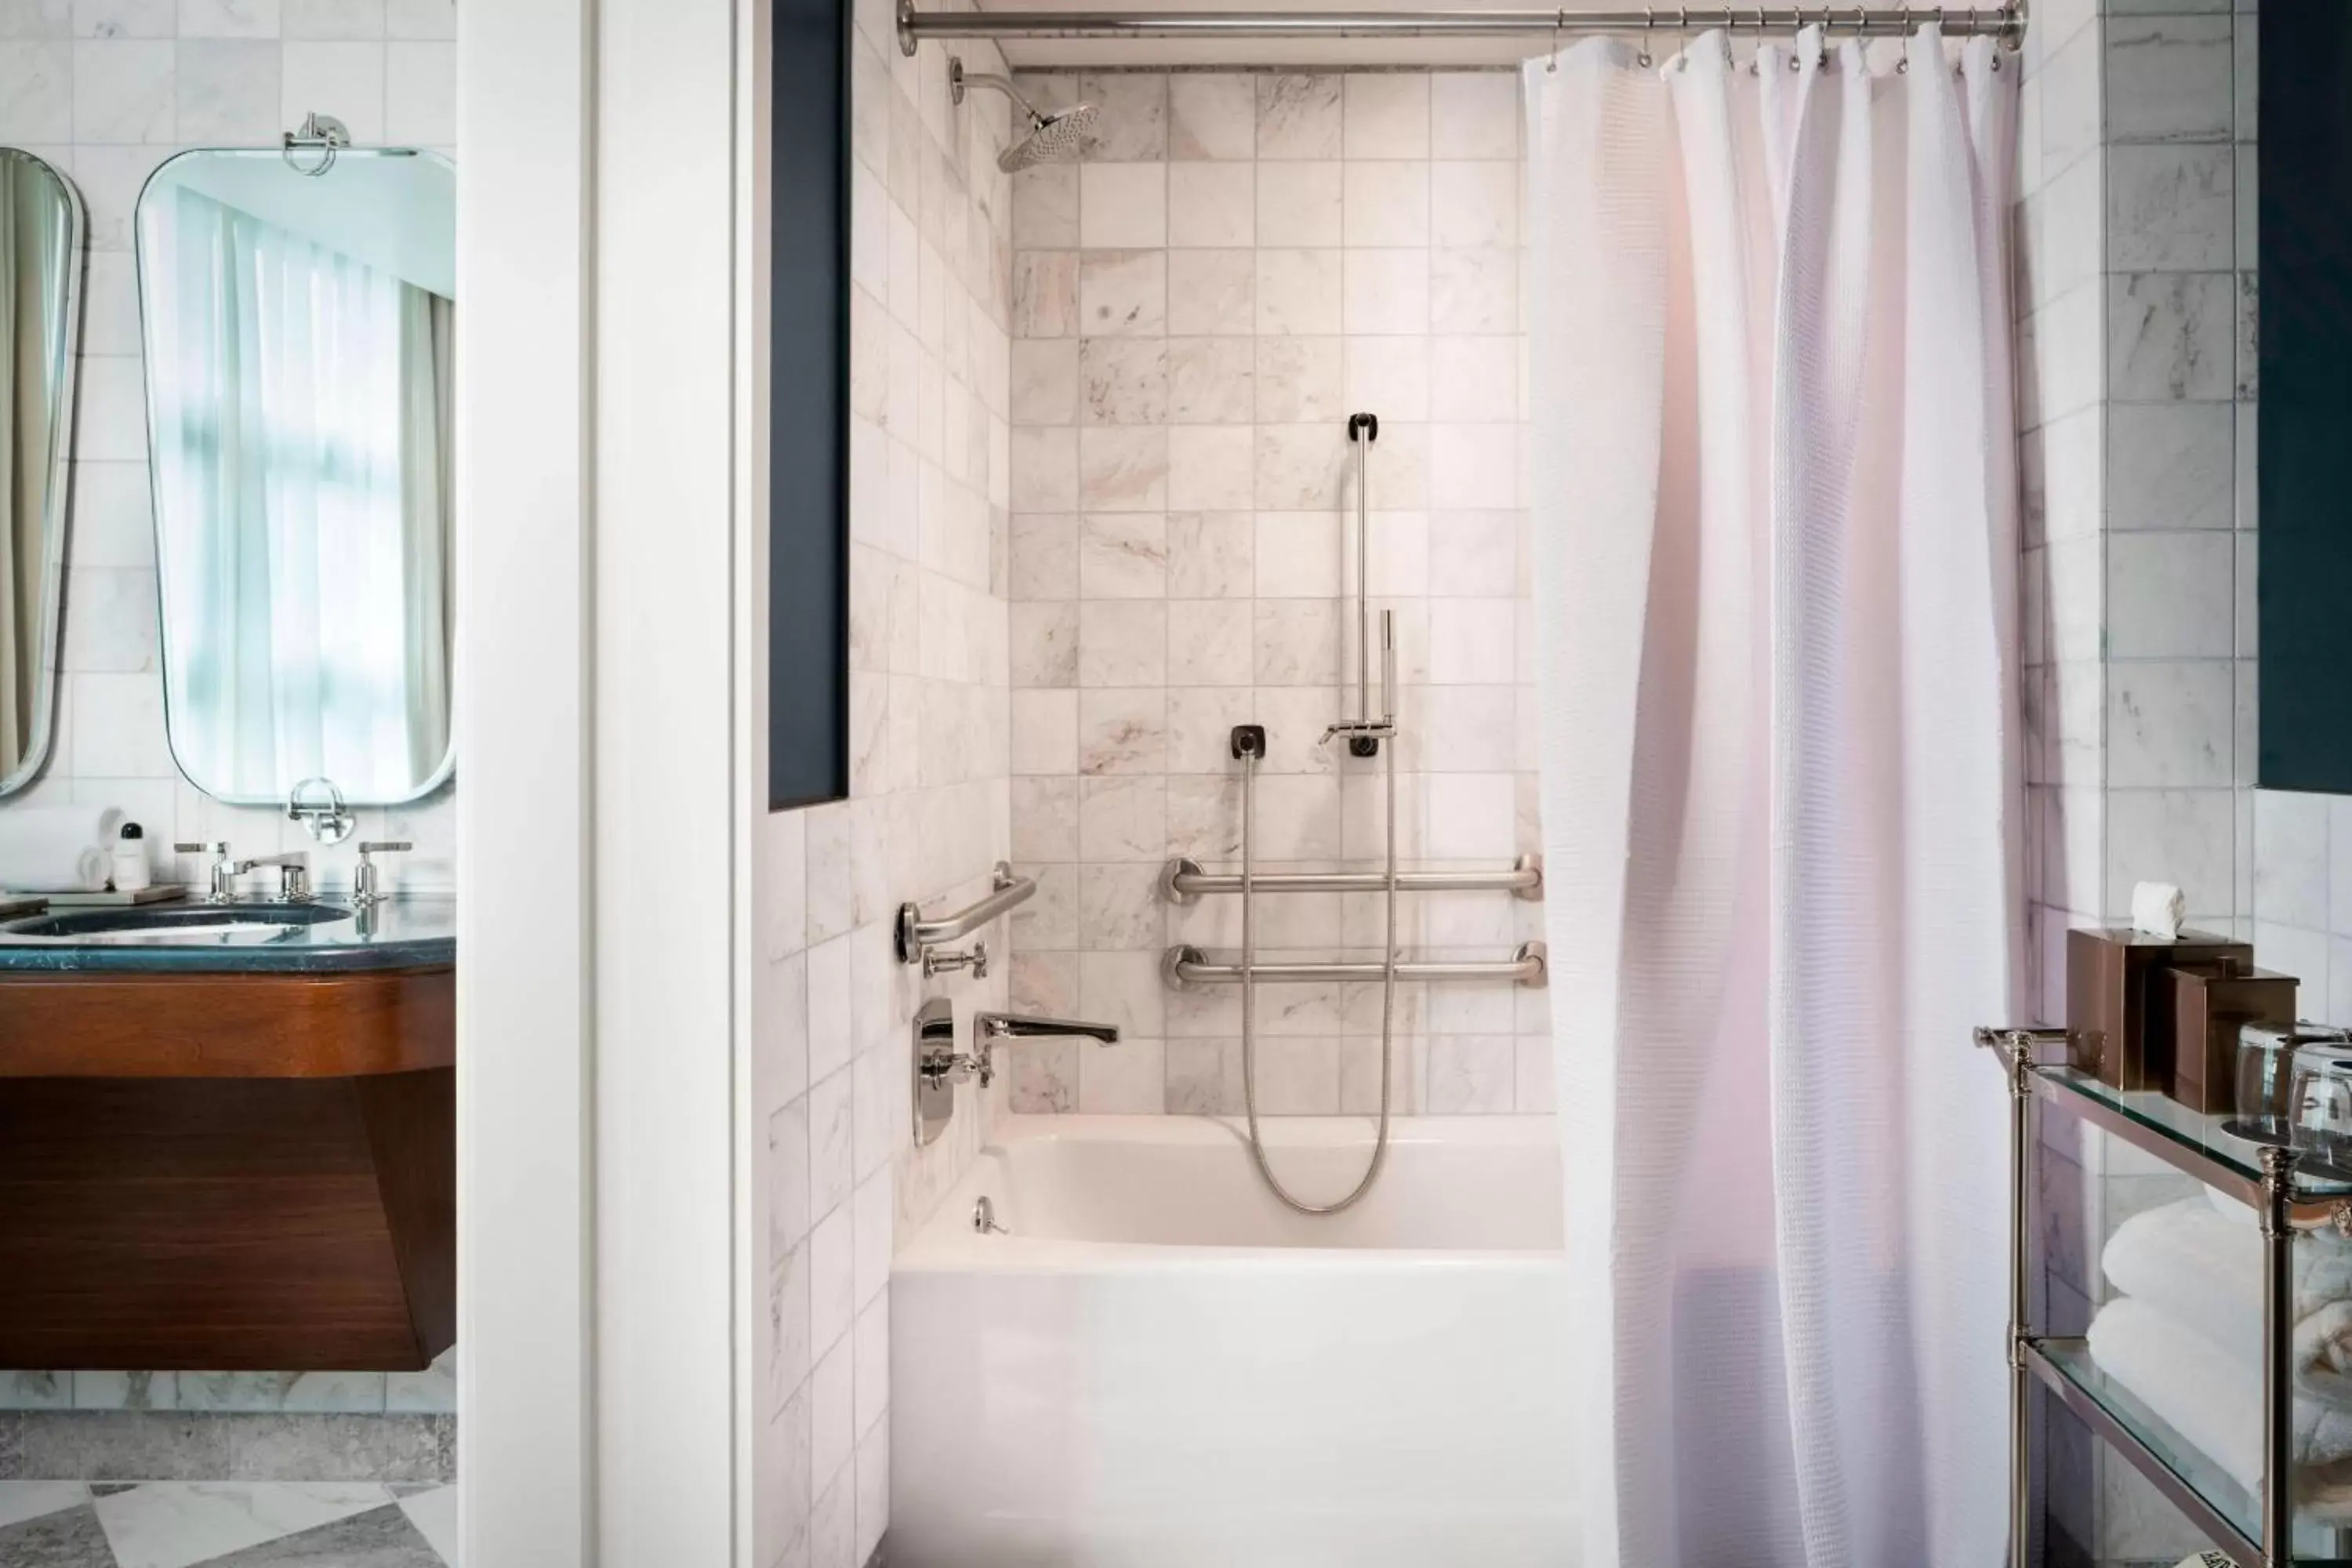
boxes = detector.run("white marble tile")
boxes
[397,1485,459,1567]
[1431,245,1515,335]
[0,1482,87,1529]
[2107,144,2233,272]
[383,36,450,141]
[2255,789,2331,931]
[175,1370,387,1414]
[281,38,384,140]
[1342,335,1430,423]
[1167,425,1253,511]
[1167,599,1253,687]
[1430,160,1517,249]
[1343,72,1427,160]
[1009,426,1076,511]
[1167,336,1253,424]
[1010,601,1076,688]
[1254,511,1341,597]
[2106,660,2234,789]
[1076,71,1165,163]
[1080,949,1165,1037]
[1079,161,1164,249]
[1078,249,1166,337]
[2108,271,2234,401]
[810,1338,855,1496]
[1425,1035,1515,1112]
[1341,160,1428,248]
[809,1204,855,1357]
[1078,337,1167,425]
[1431,423,1516,509]
[1256,72,1341,160]
[1254,247,1342,336]
[1164,1036,1242,1113]
[1010,339,1077,426]
[73,1370,175,1410]
[1008,1036,1078,1112]
[2105,13,2233,144]
[71,2,172,40]
[1076,510,1166,597]
[1166,247,1254,336]
[1253,599,1341,687]
[1167,71,1253,161]
[2104,532,2233,659]
[808,1065,854,1220]
[284,0,383,37]
[0,1371,69,1410]
[1077,598,1166,688]
[180,0,277,38]
[96,1483,390,1568]
[1344,248,1428,336]
[1167,510,1251,598]
[1078,688,1166,775]
[1079,864,1163,952]
[73,38,174,140]
[2106,788,2235,921]
[2107,402,2231,530]
[1011,688,1078,774]
[1013,251,1079,337]
[1427,773,1516,858]
[1255,159,1341,247]
[1251,336,1338,423]
[1251,1036,1341,1112]
[1167,161,1251,248]
[1431,71,1516,158]
[1012,162,1078,249]
[1254,424,1345,510]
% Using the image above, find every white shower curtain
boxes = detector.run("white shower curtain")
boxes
[1526,27,2020,1568]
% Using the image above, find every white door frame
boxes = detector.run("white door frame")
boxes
[456,1,748,1563]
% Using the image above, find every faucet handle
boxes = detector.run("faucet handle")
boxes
[352,841,412,907]
[175,840,227,856]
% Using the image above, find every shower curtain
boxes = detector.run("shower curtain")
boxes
[1526,27,2020,1568]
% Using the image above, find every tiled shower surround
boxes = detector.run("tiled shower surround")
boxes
[1000,68,1548,1119]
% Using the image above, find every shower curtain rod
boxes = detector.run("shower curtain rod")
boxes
[896,2,2027,53]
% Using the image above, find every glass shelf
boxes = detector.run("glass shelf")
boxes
[2034,1065,2352,1202]
[2032,1337,2352,1566]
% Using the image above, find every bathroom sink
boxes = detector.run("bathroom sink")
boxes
[0,902,354,942]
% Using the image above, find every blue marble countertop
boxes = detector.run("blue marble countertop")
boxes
[0,896,456,974]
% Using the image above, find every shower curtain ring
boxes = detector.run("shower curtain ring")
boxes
[1895,1,1911,68]
[1639,2,1654,67]
[1546,5,1562,70]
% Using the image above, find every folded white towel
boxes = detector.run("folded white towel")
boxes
[2089,1298,2352,1512]
[0,805,122,893]
[2104,1196,2352,1363]
[2132,880,2187,938]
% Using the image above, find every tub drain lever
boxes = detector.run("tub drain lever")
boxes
[972,1196,1009,1236]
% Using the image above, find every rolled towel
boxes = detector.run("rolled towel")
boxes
[2090,1298,2352,1508]
[2104,1197,2352,1364]
[0,806,122,893]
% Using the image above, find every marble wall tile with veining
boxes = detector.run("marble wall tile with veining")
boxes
[2236,268,2257,401]
[2107,403,2230,530]
[1431,160,1518,249]
[74,38,174,140]
[2105,13,2233,145]
[2107,660,2234,789]
[1254,424,1348,510]
[1249,1036,1341,1112]
[1077,337,1167,426]
[1013,250,1078,337]
[1007,1036,1078,1112]
[1078,689,1167,775]
[1431,71,1518,159]
[1255,159,1342,248]
[1167,73,1254,162]
[1425,1035,1515,1113]
[2106,532,2232,660]
[72,1373,175,1411]
[1344,72,1428,160]
[1253,510,1341,597]
[1165,775,1243,858]
[1165,685,1254,774]
[1077,426,1168,510]
[2108,271,2234,401]
[1256,73,1341,160]
[1167,162,1253,249]
[1430,245,1516,335]
[1167,511,1252,598]
[1011,162,1077,248]
[2107,144,2232,272]
[1008,426,1076,511]
[1077,598,1167,688]
[1076,511,1167,597]
[1008,339,1076,426]
[1009,601,1077,688]
[0,1374,68,1412]
[1167,600,1253,687]
[176,1373,389,1415]
[1079,949,1166,1037]
[1010,688,1078,774]
[1076,71,1166,162]
[1010,512,1077,600]
[1078,776,1167,866]
[1251,336,1339,423]
[1011,863,1079,949]
[1078,1036,1165,1113]
[1079,864,1163,952]
[1164,1038,1243,1114]
[1167,425,1253,511]
[1167,336,1254,424]
[1427,510,1519,597]
[0,42,71,141]
[1432,423,1517,509]
[1077,249,1166,337]
[1254,247,1343,336]
[1254,600,1342,688]
[176,38,279,141]
[1166,248,1254,336]
[1078,162,1165,250]
[1343,248,1428,336]
[1344,335,1431,422]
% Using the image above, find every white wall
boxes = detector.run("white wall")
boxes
[746,0,1017,1563]
[998,67,1548,1120]
[0,2,456,894]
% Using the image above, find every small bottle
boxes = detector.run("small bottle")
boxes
[111,822,151,894]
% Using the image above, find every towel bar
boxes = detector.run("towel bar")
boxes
[1161,942,1548,990]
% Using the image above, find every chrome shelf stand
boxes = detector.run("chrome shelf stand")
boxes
[1983,1027,2352,1567]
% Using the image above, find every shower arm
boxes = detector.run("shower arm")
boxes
[949,59,1047,125]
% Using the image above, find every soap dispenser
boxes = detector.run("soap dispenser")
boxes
[111,822,151,894]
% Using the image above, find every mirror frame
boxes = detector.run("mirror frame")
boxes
[132,145,458,808]
[0,147,85,800]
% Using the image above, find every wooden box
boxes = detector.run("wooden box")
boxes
[2067,927,2254,1091]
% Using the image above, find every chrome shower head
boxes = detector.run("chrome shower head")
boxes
[950,57,1097,171]
[999,101,1098,172]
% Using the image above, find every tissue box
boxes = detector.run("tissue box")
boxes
[2067,927,2254,1090]
[2152,964,2299,1114]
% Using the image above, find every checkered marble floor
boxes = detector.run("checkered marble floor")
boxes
[0,1480,455,1566]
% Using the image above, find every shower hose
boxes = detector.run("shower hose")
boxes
[1236,728,1399,1215]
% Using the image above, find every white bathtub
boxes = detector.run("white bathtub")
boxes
[890,1115,1579,1568]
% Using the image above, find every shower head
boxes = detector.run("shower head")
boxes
[949,57,1098,171]
[999,101,1098,172]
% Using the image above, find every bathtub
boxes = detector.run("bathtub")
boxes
[890,1115,1579,1568]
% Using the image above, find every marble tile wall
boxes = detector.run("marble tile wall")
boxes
[0,0,458,896]
[747,2,1015,1565]
[1001,67,1547,1120]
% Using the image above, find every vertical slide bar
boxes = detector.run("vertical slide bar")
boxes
[2007,1035,2034,1566]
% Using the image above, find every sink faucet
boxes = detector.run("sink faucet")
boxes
[175,842,310,903]
[921,1011,1122,1090]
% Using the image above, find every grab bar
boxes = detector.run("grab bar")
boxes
[1160,854,1543,905]
[895,861,1036,964]
[1162,941,1548,990]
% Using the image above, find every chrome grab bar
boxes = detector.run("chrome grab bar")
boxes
[1163,942,1548,990]
[895,861,1036,964]
[1160,854,1543,905]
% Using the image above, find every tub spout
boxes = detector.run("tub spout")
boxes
[976,1011,1120,1045]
